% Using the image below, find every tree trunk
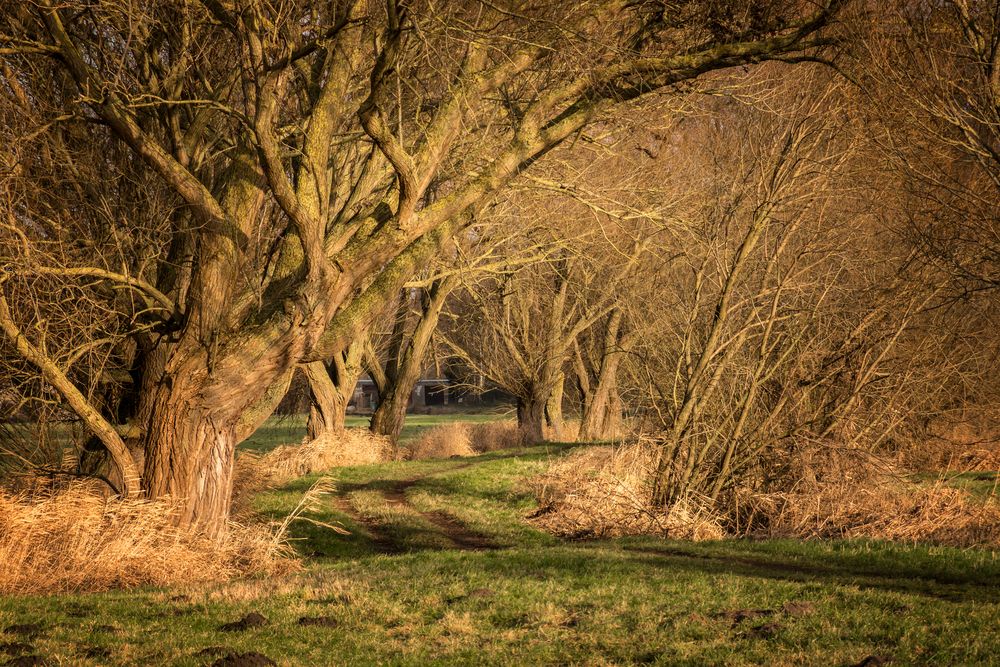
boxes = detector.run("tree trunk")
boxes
[545,371,566,440]
[517,388,548,444]
[370,388,411,443]
[370,277,455,446]
[304,361,349,438]
[137,335,298,538]
[579,356,623,440]
[579,310,628,441]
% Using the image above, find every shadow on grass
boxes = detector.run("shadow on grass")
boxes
[619,543,1000,603]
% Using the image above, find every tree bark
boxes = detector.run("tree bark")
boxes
[304,361,348,438]
[304,340,366,440]
[517,387,549,444]
[579,310,629,441]
[545,371,566,439]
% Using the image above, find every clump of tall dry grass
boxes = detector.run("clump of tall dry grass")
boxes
[471,420,525,452]
[743,480,1000,547]
[408,422,475,459]
[528,445,725,541]
[407,420,524,460]
[898,423,1000,473]
[530,440,1000,548]
[233,428,391,510]
[542,419,581,443]
[0,485,297,595]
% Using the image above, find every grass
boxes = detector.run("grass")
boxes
[1,441,999,665]
[239,412,511,455]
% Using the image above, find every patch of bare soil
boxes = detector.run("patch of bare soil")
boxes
[1,626,42,640]
[850,656,893,667]
[209,652,277,667]
[218,612,268,632]
[2,656,47,667]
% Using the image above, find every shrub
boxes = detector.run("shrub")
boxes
[529,445,725,541]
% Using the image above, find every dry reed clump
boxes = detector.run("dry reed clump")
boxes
[407,420,525,460]
[408,422,475,459]
[469,420,525,452]
[724,441,1000,548]
[744,480,1000,547]
[528,445,725,541]
[542,419,580,443]
[233,428,391,509]
[0,485,297,595]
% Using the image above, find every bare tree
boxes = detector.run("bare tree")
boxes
[0,0,845,533]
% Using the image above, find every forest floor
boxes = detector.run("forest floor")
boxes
[1,435,999,666]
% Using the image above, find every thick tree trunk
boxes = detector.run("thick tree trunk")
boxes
[140,385,240,539]
[137,333,299,538]
[370,388,411,443]
[304,361,349,438]
[545,371,566,440]
[517,389,548,444]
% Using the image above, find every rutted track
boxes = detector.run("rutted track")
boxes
[334,462,500,553]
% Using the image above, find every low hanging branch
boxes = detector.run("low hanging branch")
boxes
[0,278,140,497]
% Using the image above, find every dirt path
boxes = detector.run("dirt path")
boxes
[335,463,500,553]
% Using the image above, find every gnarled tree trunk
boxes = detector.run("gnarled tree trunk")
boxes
[304,340,366,440]
[370,276,455,444]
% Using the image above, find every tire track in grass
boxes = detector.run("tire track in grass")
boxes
[382,477,500,551]
[335,460,500,553]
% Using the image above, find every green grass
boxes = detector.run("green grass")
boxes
[2,444,999,666]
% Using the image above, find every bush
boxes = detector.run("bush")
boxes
[529,445,725,541]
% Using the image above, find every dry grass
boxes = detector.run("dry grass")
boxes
[731,439,1000,548]
[530,440,1000,548]
[529,445,725,541]
[744,479,1000,547]
[0,485,296,595]
[407,421,525,460]
[899,421,1000,473]
[543,418,581,443]
[408,422,476,459]
[233,428,391,511]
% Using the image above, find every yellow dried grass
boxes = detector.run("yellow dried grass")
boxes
[529,445,725,541]
[0,485,296,595]
[407,420,525,460]
[745,479,1000,547]
[408,422,475,459]
[233,428,391,510]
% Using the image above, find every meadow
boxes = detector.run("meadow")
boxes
[1,421,997,666]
